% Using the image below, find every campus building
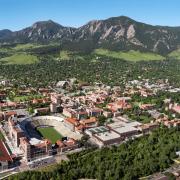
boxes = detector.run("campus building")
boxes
[85,126,123,147]
[19,137,52,162]
[64,117,98,133]
[8,117,52,162]
[8,118,24,147]
[0,140,13,171]
[56,138,78,153]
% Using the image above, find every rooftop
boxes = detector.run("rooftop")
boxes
[29,138,44,145]
[88,126,109,134]
[80,117,97,125]
[112,125,138,134]
[5,111,17,116]
[94,130,121,141]
[65,118,78,125]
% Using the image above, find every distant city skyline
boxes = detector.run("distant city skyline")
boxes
[0,0,180,31]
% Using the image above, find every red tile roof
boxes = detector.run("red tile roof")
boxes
[75,124,85,131]
[56,140,65,147]
[5,111,17,116]
[80,117,97,125]
[64,138,76,146]
[65,118,78,125]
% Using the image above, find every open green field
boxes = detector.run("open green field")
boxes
[168,49,180,60]
[0,53,38,64]
[1,43,56,53]
[13,43,60,51]
[94,49,165,61]
[59,50,84,60]
[59,50,71,60]
[0,47,12,53]
[37,127,63,143]
[13,43,37,51]
[13,94,43,102]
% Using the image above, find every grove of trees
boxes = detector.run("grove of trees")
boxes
[8,127,180,180]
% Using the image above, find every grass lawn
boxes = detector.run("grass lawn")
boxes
[0,53,38,64]
[12,43,49,51]
[59,50,71,60]
[13,43,37,50]
[0,47,12,53]
[37,127,63,144]
[94,49,165,61]
[14,95,31,102]
[130,114,152,123]
[59,50,84,60]
[168,49,180,60]
[13,94,43,102]
[13,43,59,51]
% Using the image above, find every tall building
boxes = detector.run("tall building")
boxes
[50,93,61,104]
[0,140,13,171]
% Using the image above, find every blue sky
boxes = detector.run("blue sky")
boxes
[0,0,180,31]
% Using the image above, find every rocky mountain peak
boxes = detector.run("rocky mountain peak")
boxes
[0,29,13,40]
[31,20,63,29]
[0,16,180,54]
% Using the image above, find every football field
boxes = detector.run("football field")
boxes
[37,127,63,144]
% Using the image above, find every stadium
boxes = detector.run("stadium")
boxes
[23,116,64,144]
[7,115,80,162]
[20,115,82,145]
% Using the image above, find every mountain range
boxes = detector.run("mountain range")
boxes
[0,16,180,54]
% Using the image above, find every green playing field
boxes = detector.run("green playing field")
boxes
[37,127,63,144]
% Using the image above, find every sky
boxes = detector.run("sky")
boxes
[0,0,180,31]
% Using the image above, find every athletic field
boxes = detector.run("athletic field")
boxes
[37,127,63,144]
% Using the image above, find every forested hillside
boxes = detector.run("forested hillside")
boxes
[1,16,180,54]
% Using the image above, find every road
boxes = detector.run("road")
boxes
[0,153,70,179]
[141,163,180,180]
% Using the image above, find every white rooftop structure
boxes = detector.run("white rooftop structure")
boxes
[86,126,109,135]
[29,138,44,145]
[95,131,121,141]
[86,126,121,142]
[113,125,138,134]
[56,81,69,88]
[110,117,141,129]
[108,117,141,135]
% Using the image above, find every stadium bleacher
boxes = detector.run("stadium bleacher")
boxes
[22,116,64,139]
